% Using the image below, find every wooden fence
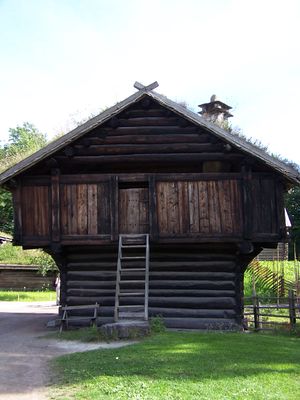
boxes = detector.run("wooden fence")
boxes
[244,290,300,331]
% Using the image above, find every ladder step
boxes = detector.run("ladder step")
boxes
[121,256,146,260]
[121,268,146,272]
[118,305,144,309]
[119,312,145,318]
[120,234,147,237]
[121,245,146,248]
[119,292,145,296]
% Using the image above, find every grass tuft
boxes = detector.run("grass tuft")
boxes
[0,290,55,301]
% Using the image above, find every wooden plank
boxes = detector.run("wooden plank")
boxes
[230,180,242,234]
[219,180,233,234]
[77,184,88,235]
[51,172,60,242]
[70,184,78,234]
[177,181,189,234]
[149,176,158,239]
[139,187,149,233]
[87,184,98,235]
[156,182,168,234]
[39,186,50,236]
[60,184,68,235]
[242,167,253,239]
[98,182,111,235]
[22,186,35,236]
[166,182,180,235]
[198,181,210,234]
[188,182,200,233]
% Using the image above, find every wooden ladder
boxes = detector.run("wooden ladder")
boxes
[114,234,150,322]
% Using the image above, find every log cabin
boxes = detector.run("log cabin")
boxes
[0,81,299,329]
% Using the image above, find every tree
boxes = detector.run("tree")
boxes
[285,186,300,258]
[4,122,47,157]
[0,122,47,234]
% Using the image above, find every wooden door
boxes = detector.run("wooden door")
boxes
[119,187,149,233]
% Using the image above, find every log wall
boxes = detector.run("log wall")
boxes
[0,265,55,290]
[60,244,246,329]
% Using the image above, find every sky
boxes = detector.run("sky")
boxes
[0,0,300,164]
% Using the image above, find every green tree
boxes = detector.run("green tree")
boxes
[0,122,47,234]
[285,186,300,257]
[4,122,47,157]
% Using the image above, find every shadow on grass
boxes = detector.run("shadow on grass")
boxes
[54,331,300,385]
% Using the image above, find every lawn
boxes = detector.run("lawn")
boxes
[0,290,56,301]
[51,331,300,400]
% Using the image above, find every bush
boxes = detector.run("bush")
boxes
[0,243,57,275]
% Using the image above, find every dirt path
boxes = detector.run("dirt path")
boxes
[0,302,136,400]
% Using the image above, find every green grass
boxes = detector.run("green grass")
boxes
[51,331,300,400]
[0,290,56,301]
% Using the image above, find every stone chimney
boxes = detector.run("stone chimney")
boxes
[198,95,233,124]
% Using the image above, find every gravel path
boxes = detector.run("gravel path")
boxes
[0,301,136,400]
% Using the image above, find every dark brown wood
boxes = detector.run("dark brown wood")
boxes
[73,143,223,156]
[56,153,243,165]
[80,133,211,145]
[51,169,61,242]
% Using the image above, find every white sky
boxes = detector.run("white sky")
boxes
[1,0,300,164]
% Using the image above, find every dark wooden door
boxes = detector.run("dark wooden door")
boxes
[119,187,149,233]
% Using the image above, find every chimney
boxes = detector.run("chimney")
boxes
[198,95,233,124]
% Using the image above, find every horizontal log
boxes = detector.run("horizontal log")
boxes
[67,271,116,280]
[103,126,201,136]
[80,133,211,145]
[117,117,181,127]
[67,288,236,297]
[62,306,236,319]
[149,307,236,319]
[58,172,241,184]
[67,262,117,269]
[66,261,236,273]
[67,296,236,308]
[73,143,223,156]
[67,280,116,289]
[122,108,170,118]
[56,153,243,165]
[67,270,235,283]
[67,279,235,291]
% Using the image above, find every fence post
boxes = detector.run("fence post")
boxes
[252,290,260,332]
[288,290,296,330]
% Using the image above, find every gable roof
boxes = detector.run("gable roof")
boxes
[0,86,299,185]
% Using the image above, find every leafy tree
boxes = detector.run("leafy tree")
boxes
[3,122,47,157]
[0,188,13,233]
[285,186,300,257]
[0,122,47,234]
